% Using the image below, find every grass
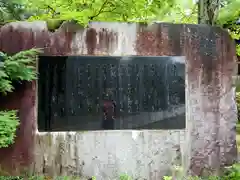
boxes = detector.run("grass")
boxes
[237,134,240,152]
[237,124,240,152]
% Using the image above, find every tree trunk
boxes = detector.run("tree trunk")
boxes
[198,0,220,25]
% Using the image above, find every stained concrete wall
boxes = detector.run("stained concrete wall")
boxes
[34,131,185,179]
[0,21,237,178]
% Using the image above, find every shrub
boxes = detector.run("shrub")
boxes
[162,163,240,180]
[224,164,240,179]
[0,48,41,148]
[0,110,19,148]
[0,48,41,94]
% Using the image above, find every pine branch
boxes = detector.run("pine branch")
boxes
[0,48,42,95]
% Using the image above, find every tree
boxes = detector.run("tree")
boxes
[217,0,240,55]
[197,0,240,55]
[156,0,240,56]
[198,0,220,25]
[0,0,27,23]
[154,0,198,24]
[24,0,176,25]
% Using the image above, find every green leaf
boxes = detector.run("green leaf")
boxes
[0,70,8,78]
[0,110,19,148]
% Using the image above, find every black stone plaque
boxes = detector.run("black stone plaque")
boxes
[38,56,185,131]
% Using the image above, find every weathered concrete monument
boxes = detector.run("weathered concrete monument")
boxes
[0,21,237,179]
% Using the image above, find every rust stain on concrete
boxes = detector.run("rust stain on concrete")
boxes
[0,21,237,176]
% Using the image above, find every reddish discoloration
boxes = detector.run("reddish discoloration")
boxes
[98,29,117,54]
[0,24,73,173]
[0,22,237,176]
[135,24,237,175]
[0,82,35,172]
[136,24,171,56]
[86,28,97,55]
